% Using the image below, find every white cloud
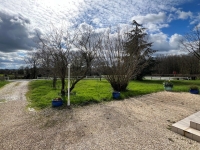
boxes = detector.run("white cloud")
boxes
[0,51,26,69]
[92,18,100,25]
[131,12,169,33]
[0,0,192,30]
[149,32,185,56]
[169,34,183,49]
[167,13,177,22]
[190,13,200,25]
[167,8,193,23]
[176,10,193,20]
[149,33,170,51]
[166,49,187,55]
[78,22,94,31]
[132,12,166,24]
[170,7,178,12]
[146,23,169,33]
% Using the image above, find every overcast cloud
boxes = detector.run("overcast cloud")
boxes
[0,11,36,53]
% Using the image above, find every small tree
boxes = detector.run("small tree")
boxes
[97,21,155,91]
[37,48,58,89]
[69,24,102,91]
[24,51,41,79]
[36,25,72,95]
[36,24,101,94]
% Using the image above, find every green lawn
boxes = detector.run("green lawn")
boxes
[0,81,9,88]
[26,79,200,109]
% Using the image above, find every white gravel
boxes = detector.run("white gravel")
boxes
[0,81,200,150]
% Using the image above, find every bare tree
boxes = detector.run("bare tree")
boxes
[35,24,101,94]
[36,25,72,95]
[97,21,155,91]
[24,51,41,79]
[181,25,200,60]
[37,48,58,88]
[69,24,102,91]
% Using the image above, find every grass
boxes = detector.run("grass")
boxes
[171,80,200,92]
[0,81,9,104]
[0,81,9,88]
[0,99,6,103]
[26,79,200,109]
[26,79,112,109]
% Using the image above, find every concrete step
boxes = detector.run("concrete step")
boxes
[171,111,200,142]
[190,121,200,131]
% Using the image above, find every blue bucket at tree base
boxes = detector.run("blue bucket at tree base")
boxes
[189,89,199,94]
[112,92,120,99]
[52,99,63,107]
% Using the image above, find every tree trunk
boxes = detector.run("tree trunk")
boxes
[111,82,128,92]
[52,75,57,89]
[33,63,37,79]
[70,76,86,92]
[61,77,65,96]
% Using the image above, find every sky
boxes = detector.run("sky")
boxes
[0,0,200,69]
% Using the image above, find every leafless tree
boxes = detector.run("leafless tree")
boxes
[97,30,138,91]
[181,25,200,60]
[69,24,102,91]
[36,25,72,95]
[97,21,155,91]
[37,48,58,88]
[24,51,41,79]
[35,24,101,94]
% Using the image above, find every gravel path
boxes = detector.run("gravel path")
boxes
[0,81,200,149]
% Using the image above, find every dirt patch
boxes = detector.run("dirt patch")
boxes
[0,81,200,149]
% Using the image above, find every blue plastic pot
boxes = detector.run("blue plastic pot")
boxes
[164,86,173,91]
[52,100,63,107]
[189,89,199,94]
[112,92,120,99]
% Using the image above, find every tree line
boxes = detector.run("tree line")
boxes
[3,53,199,80]
[153,54,200,75]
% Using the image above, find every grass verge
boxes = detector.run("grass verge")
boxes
[0,81,9,88]
[26,79,200,109]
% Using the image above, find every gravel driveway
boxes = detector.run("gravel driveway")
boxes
[0,81,200,150]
